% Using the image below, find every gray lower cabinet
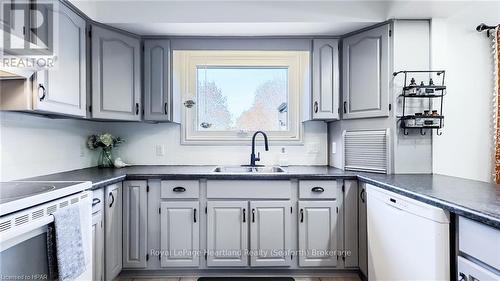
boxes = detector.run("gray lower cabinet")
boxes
[298,200,338,267]
[122,181,148,268]
[92,208,104,281]
[343,180,358,268]
[250,201,292,267]
[160,201,200,267]
[312,39,340,120]
[33,2,87,117]
[91,25,141,121]
[358,183,368,277]
[144,39,171,121]
[342,24,390,119]
[207,201,248,267]
[104,183,123,281]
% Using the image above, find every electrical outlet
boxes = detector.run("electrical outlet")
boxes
[331,142,337,154]
[155,144,166,156]
[80,144,85,157]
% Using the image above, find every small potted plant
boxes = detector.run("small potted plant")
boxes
[87,133,124,168]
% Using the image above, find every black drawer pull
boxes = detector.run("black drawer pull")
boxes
[251,209,255,223]
[173,187,186,192]
[92,198,101,207]
[311,187,324,193]
[360,188,366,203]
[390,198,396,203]
[193,208,197,223]
[164,102,168,115]
[243,209,246,223]
[300,209,304,223]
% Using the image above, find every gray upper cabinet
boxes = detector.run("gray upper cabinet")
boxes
[342,24,390,119]
[298,200,338,267]
[250,201,292,267]
[34,3,87,117]
[207,201,248,267]
[122,180,148,268]
[160,201,200,267]
[91,25,141,121]
[144,39,171,121]
[312,39,340,120]
[104,183,123,281]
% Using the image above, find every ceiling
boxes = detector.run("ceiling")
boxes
[69,0,481,36]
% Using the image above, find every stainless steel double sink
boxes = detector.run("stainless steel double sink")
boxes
[212,166,286,174]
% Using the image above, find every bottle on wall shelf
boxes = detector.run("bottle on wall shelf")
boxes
[278,147,289,167]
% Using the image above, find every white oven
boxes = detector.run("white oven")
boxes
[0,191,92,280]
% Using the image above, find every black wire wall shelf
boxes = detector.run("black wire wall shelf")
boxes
[393,70,446,136]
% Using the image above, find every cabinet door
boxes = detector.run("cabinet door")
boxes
[91,25,141,121]
[358,183,368,277]
[342,24,390,119]
[35,3,86,117]
[144,40,171,121]
[250,201,291,267]
[104,183,122,281]
[312,39,339,120]
[207,201,248,267]
[92,212,104,281]
[160,201,199,267]
[122,180,148,268]
[343,180,358,268]
[298,200,338,267]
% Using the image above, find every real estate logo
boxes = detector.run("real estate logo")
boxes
[1,0,57,68]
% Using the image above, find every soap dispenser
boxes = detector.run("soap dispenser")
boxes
[279,147,289,167]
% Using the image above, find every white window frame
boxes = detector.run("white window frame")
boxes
[174,50,309,145]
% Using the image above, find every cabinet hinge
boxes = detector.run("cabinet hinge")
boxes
[389,103,392,111]
[342,184,345,193]
[100,220,103,228]
[290,206,293,214]
[146,185,150,192]
[342,256,345,261]
[336,207,339,214]
[337,255,339,260]
[88,105,92,113]
[159,207,161,214]
[142,45,145,52]
[159,255,161,261]
[205,206,207,214]
[389,29,392,37]
[291,254,293,260]
[88,28,92,38]
[146,254,149,261]
[204,253,208,260]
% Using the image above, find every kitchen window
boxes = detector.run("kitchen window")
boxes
[174,50,309,144]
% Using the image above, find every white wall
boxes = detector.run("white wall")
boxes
[431,2,500,183]
[105,121,327,166]
[0,112,103,181]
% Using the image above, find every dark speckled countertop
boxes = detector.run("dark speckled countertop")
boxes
[21,165,500,229]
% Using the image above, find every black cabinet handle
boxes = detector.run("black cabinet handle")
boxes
[193,208,197,223]
[92,198,101,207]
[164,102,168,115]
[135,103,139,115]
[109,192,115,208]
[314,101,319,113]
[458,273,467,281]
[243,209,246,223]
[300,209,304,223]
[38,84,46,101]
[343,101,347,114]
[311,187,324,193]
[360,188,366,203]
[252,208,255,223]
[172,187,186,192]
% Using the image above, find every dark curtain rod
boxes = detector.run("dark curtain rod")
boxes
[476,23,499,37]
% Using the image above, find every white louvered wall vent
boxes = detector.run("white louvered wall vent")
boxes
[343,129,390,174]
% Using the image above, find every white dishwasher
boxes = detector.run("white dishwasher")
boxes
[367,184,450,281]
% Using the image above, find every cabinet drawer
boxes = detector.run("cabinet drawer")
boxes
[458,256,500,281]
[299,180,338,199]
[207,181,290,199]
[92,188,104,214]
[161,180,199,199]
[459,216,500,270]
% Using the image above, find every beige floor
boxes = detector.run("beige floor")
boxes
[121,277,361,281]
